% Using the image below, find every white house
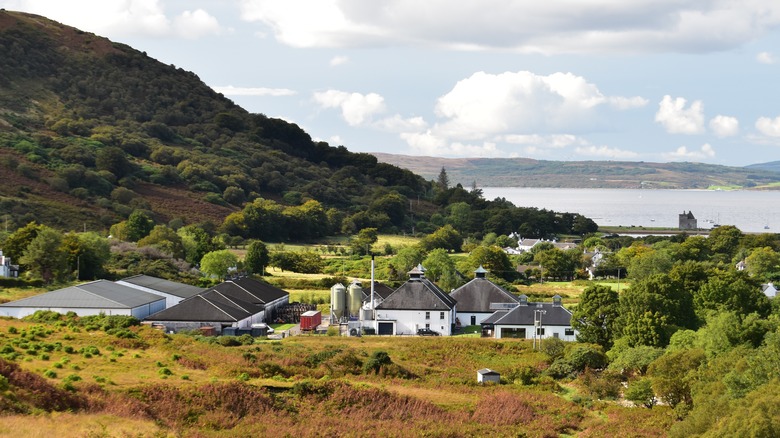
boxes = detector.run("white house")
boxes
[0,250,19,278]
[116,274,204,308]
[374,265,457,336]
[762,283,777,299]
[0,280,166,319]
[481,295,577,341]
[449,266,519,327]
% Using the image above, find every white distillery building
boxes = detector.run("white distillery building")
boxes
[481,294,577,341]
[449,266,520,327]
[374,265,457,336]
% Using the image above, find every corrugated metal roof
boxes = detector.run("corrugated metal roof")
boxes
[145,289,263,322]
[0,280,164,309]
[119,275,204,298]
[214,277,288,305]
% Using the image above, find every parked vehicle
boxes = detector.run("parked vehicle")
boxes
[417,328,440,336]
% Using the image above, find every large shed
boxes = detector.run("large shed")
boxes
[116,274,204,308]
[0,280,165,319]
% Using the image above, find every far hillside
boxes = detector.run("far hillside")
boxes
[373,153,780,189]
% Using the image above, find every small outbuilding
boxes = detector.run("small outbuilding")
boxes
[477,368,500,384]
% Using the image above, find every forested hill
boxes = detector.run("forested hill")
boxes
[0,10,427,231]
[0,10,599,243]
[373,153,780,189]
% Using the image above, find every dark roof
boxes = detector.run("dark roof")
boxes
[449,277,519,313]
[377,277,456,311]
[119,275,204,299]
[145,289,263,322]
[361,281,395,300]
[212,277,288,305]
[0,280,164,309]
[490,301,573,326]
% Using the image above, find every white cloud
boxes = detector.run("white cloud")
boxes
[655,95,705,134]
[757,52,776,64]
[574,145,639,159]
[0,0,221,39]
[238,1,780,54]
[213,85,296,97]
[313,90,386,126]
[662,143,716,161]
[172,9,221,39]
[709,115,739,137]
[329,56,349,66]
[756,116,780,137]
[431,71,633,140]
[374,115,427,132]
[608,96,649,110]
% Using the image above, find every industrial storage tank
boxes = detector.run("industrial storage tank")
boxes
[331,283,346,320]
[347,280,363,317]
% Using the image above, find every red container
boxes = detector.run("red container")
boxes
[300,310,321,331]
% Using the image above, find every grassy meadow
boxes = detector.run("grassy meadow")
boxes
[0,317,672,437]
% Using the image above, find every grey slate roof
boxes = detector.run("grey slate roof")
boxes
[213,277,288,305]
[377,277,456,311]
[360,281,395,300]
[145,289,262,322]
[449,277,519,313]
[489,300,573,327]
[119,275,204,299]
[0,280,164,309]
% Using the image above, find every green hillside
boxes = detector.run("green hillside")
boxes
[0,10,600,245]
[0,10,427,232]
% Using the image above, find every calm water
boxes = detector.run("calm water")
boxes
[481,188,780,233]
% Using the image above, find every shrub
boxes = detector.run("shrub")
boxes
[43,369,57,378]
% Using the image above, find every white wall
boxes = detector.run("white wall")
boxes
[0,306,134,319]
[455,312,493,327]
[494,324,577,341]
[375,309,454,335]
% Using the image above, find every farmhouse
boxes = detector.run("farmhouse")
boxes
[481,295,577,341]
[374,265,457,336]
[116,274,204,307]
[0,280,165,319]
[449,266,520,326]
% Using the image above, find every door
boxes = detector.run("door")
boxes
[470,315,476,325]
[377,322,394,335]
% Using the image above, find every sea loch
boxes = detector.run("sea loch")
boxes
[481,188,780,233]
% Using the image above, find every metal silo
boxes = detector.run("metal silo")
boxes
[347,280,363,317]
[331,283,346,320]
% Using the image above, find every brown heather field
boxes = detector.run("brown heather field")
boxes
[0,317,673,437]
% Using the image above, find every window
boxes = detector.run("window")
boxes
[536,327,545,336]
[500,327,526,338]
[425,311,430,320]
[553,332,559,339]
[425,323,430,329]
[565,328,575,336]
[439,311,445,320]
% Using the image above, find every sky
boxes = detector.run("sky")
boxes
[3,1,780,166]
